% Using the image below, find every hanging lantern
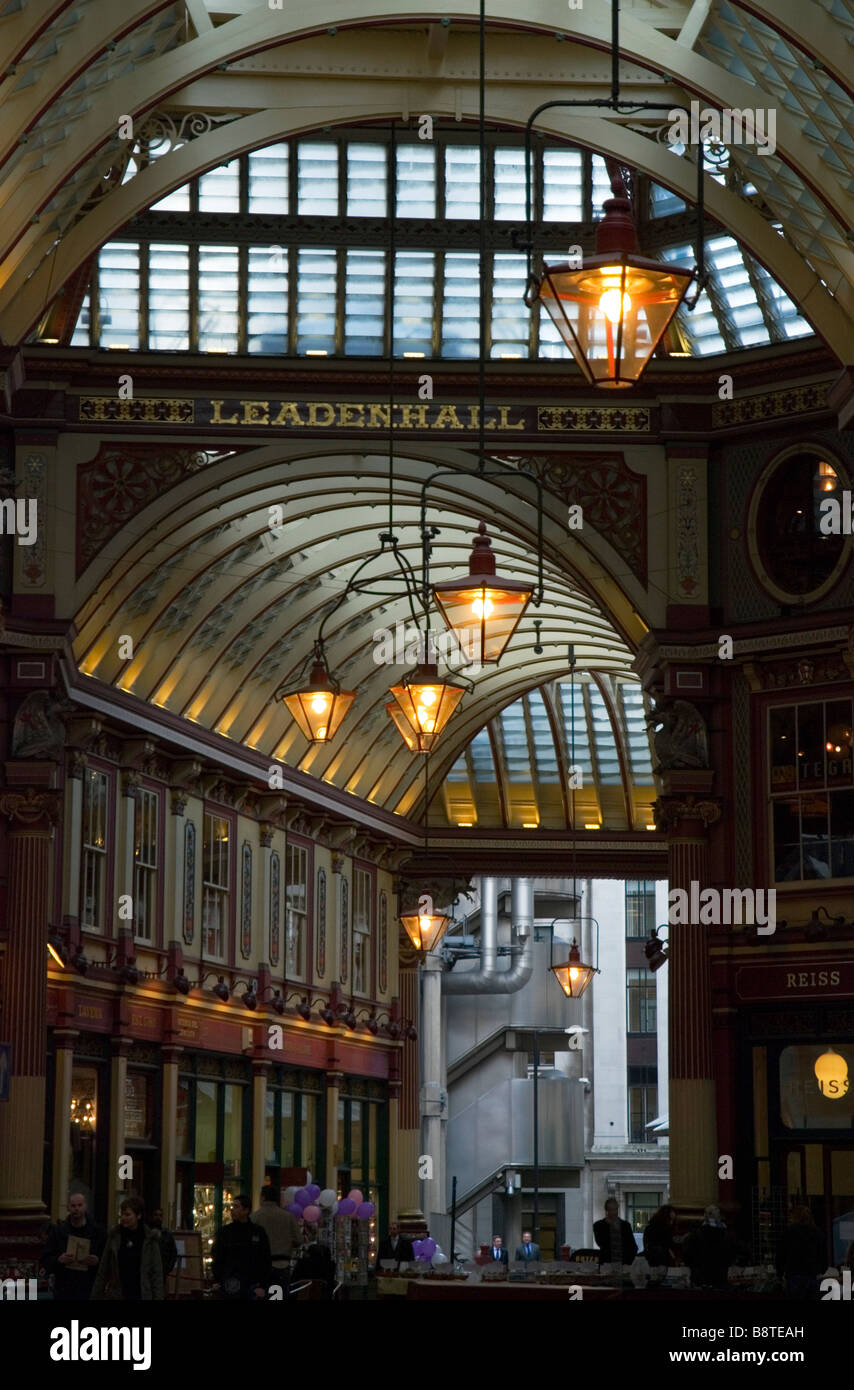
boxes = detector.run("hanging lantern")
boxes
[530,171,694,389]
[281,656,355,743]
[432,522,534,664]
[399,893,453,955]
[387,662,464,752]
[814,1047,849,1099]
[550,939,597,999]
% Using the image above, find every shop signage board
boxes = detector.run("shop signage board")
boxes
[735,960,854,1001]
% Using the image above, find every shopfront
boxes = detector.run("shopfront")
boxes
[175,1055,252,1260]
[737,959,854,1262]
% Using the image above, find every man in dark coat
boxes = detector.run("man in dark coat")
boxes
[212,1194,272,1299]
[684,1206,736,1289]
[777,1206,826,1300]
[515,1231,541,1261]
[377,1221,414,1267]
[593,1199,638,1267]
[42,1192,106,1300]
[489,1236,508,1264]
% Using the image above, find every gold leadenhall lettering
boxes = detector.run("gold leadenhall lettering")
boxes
[496,405,524,431]
[308,402,335,426]
[241,399,270,425]
[273,402,305,426]
[433,404,464,430]
[338,402,365,427]
[368,404,391,429]
[398,404,430,429]
[212,399,239,425]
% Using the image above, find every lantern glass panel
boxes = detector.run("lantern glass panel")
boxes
[433,581,532,664]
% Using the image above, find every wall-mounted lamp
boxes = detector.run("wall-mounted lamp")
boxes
[645,926,669,972]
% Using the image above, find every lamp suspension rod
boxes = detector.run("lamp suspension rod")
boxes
[387,118,397,537]
[521,0,706,298]
[477,0,487,475]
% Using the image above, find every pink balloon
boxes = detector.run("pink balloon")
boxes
[302,1204,321,1223]
[337,1197,356,1216]
[356,1202,374,1219]
[347,1189,363,1206]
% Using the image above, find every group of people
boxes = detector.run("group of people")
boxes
[42,1193,177,1301]
[41,1186,334,1301]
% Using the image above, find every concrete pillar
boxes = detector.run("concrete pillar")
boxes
[656,787,722,1219]
[118,771,138,935]
[160,1049,182,1228]
[108,1040,130,1221]
[170,791,188,942]
[51,1031,78,1219]
[63,754,85,927]
[0,781,61,1220]
[419,954,444,1221]
[325,1070,341,1190]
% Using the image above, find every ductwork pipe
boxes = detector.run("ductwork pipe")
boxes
[443,876,534,994]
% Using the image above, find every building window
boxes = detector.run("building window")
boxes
[769,698,854,882]
[625,880,656,937]
[780,1044,852,1130]
[624,1190,662,1236]
[627,967,657,1034]
[133,788,158,943]
[285,842,308,978]
[81,769,109,931]
[202,813,230,960]
[353,867,372,995]
[751,449,849,604]
[628,1066,658,1142]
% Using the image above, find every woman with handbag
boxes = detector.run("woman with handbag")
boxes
[92,1196,164,1301]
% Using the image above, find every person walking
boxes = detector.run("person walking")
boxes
[42,1192,106,1301]
[92,1197,164,1301]
[684,1205,736,1290]
[212,1194,272,1299]
[643,1205,680,1267]
[515,1231,541,1262]
[593,1199,638,1268]
[777,1206,826,1300]
[250,1186,302,1289]
[149,1207,179,1287]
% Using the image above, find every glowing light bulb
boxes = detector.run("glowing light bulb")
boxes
[420,688,437,706]
[311,693,329,713]
[315,725,327,739]
[419,914,431,933]
[569,967,579,981]
[599,287,631,324]
[417,708,436,733]
[473,595,494,619]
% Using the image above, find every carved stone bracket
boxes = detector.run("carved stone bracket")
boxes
[0,787,62,826]
[68,749,88,780]
[120,769,142,799]
[120,738,157,768]
[66,716,103,750]
[654,795,722,833]
[170,758,203,791]
[170,790,188,816]
[259,823,275,849]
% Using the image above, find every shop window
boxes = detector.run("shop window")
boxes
[133,788,158,943]
[124,1071,153,1143]
[70,1065,98,1194]
[176,1079,192,1158]
[625,880,656,937]
[780,1045,852,1130]
[195,1080,217,1163]
[223,1084,243,1179]
[202,813,230,959]
[769,698,854,882]
[286,842,308,978]
[627,967,657,1034]
[353,867,372,996]
[81,770,109,931]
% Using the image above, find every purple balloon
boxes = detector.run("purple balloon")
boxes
[412,1240,423,1256]
[294,1188,309,1207]
[422,1238,436,1257]
[285,1203,302,1217]
[356,1202,374,1219]
[306,1184,321,1201]
[337,1197,356,1216]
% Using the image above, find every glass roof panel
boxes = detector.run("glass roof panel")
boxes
[588,685,621,785]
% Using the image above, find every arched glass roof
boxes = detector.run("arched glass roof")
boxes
[441,674,656,831]
[62,133,812,358]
